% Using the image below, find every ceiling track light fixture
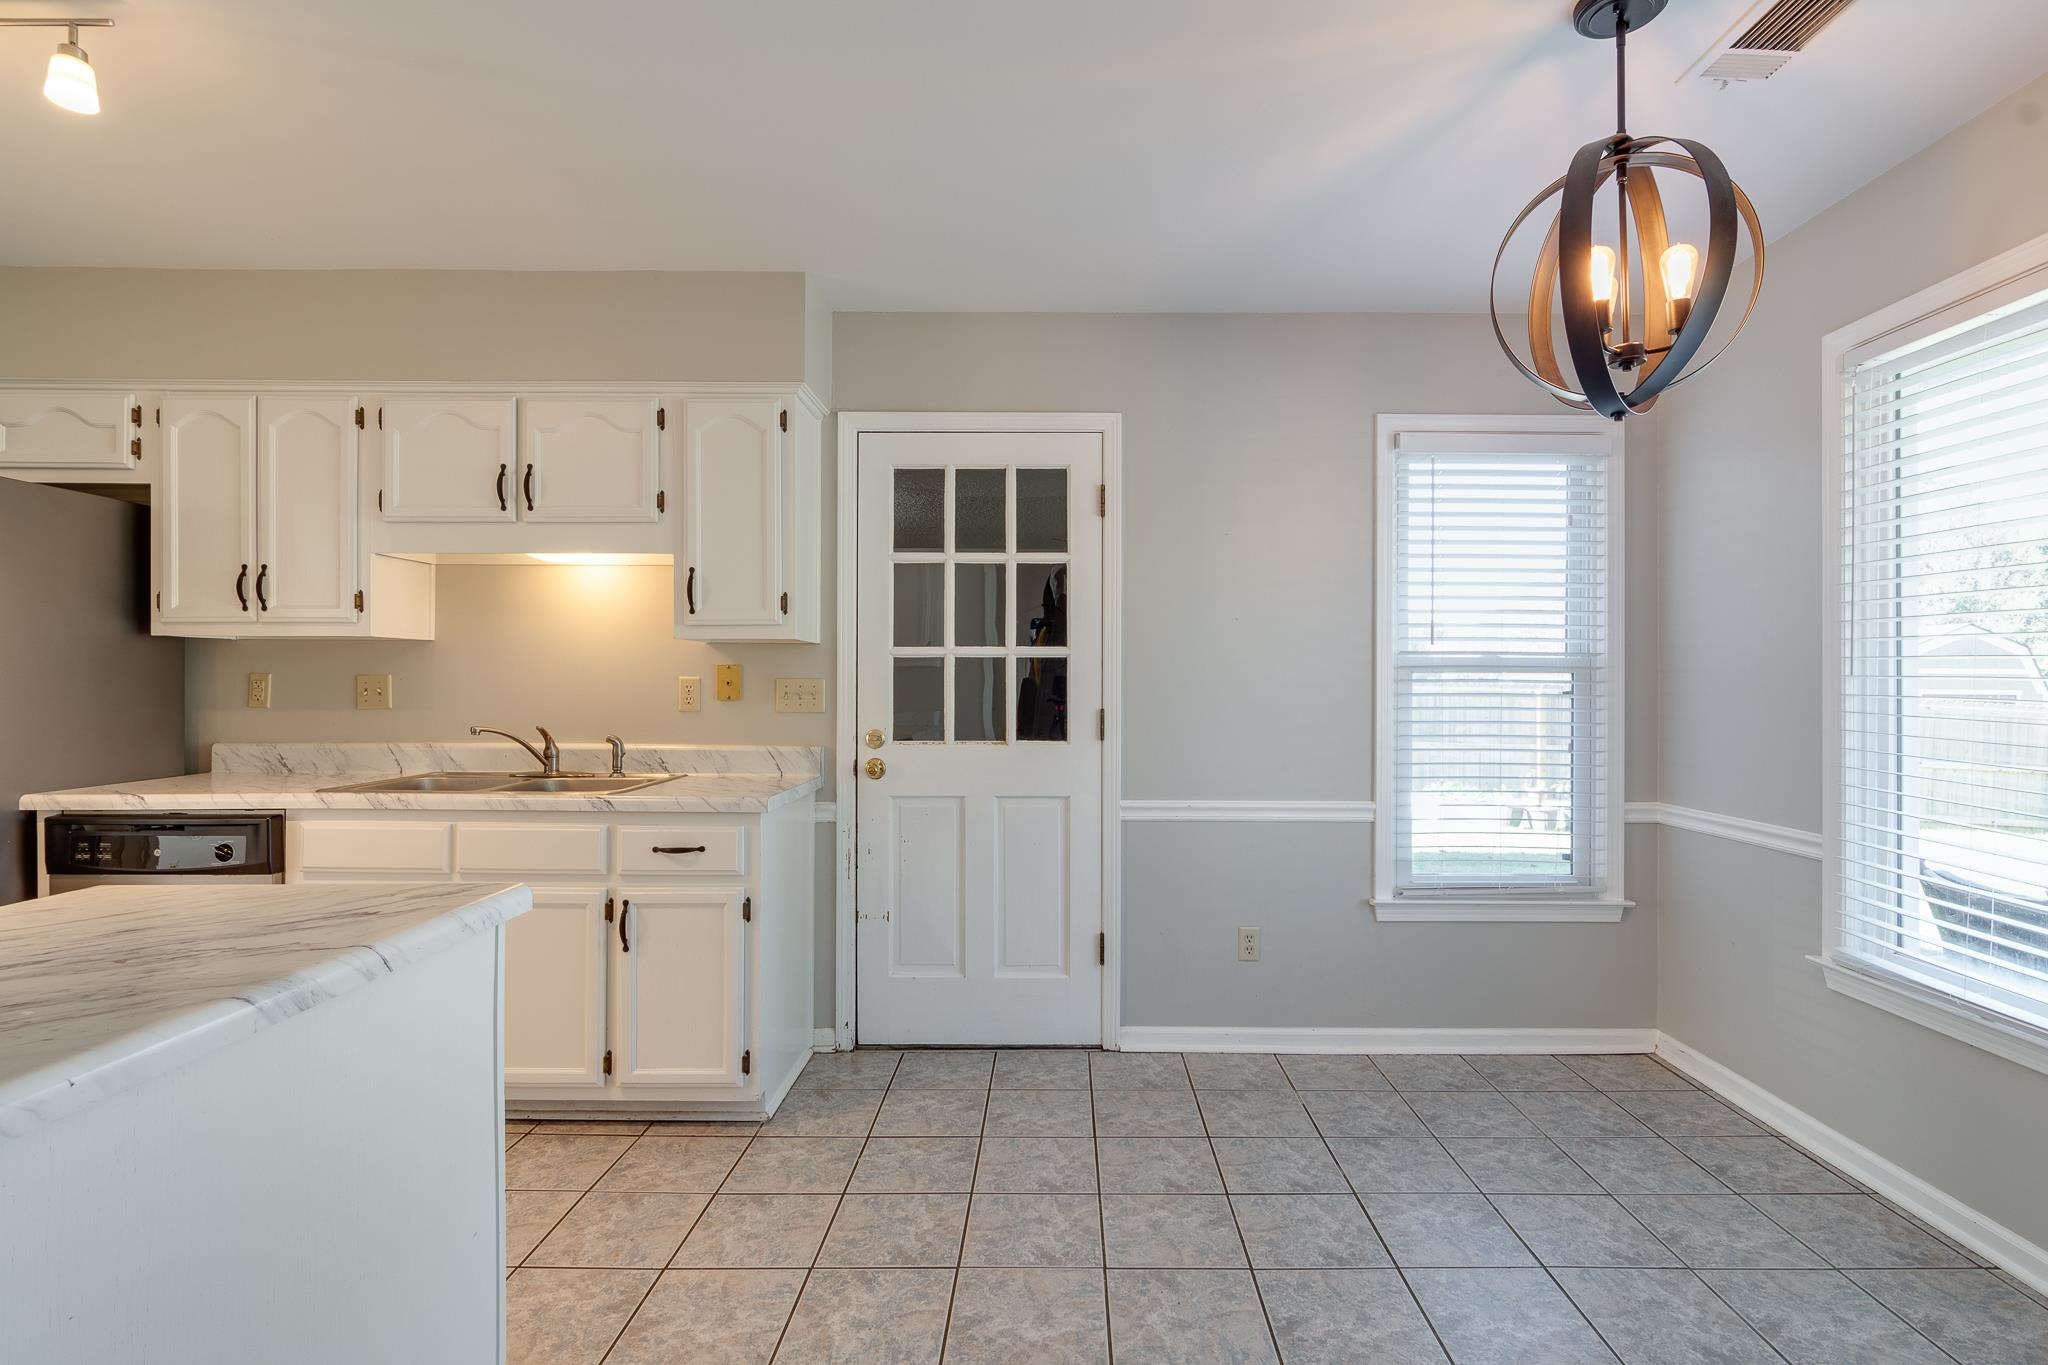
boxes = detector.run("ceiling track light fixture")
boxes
[1,15,114,115]
[1491,0,1765,420]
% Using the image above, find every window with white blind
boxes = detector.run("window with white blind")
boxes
[1373,416,1626,922]
[1826,243,2048,1063]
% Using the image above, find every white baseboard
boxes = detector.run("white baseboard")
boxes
[1116,1026,1657,1055]
[1655,1031,2048,1296]
[811,1028,839,1052]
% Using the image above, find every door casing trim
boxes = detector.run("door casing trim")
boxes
[833,411,1124,1051]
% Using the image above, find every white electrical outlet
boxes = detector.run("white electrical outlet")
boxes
[246,672,272,709]
[355,674,393,710]
[774,678,826,714]
[1237,927,1260,962]
[676,676,702,712]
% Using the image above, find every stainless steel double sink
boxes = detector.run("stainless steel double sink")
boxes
[321,772,683,796]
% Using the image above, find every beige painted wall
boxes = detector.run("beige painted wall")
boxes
[1655,73,2048,1251]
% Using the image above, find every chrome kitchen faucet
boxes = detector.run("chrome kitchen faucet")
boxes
[468,725,560,776]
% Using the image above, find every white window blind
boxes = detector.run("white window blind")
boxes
[1839,290,2048,1028]
[1387,437,1614,897]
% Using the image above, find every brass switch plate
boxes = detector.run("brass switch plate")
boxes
[715,663,742,701]
[355,674,394,710]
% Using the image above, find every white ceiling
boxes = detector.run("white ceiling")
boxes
[3,0,2047,311]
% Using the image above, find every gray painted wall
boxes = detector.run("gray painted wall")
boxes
[1654,74,2048,1249]
[835,312,1661,1029]
[0,479,186,902]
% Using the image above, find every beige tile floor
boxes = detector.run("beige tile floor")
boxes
[502,1049,2048,1364]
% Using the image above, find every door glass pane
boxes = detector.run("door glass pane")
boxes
[955,657,1006,742]
[955,468,1006,551]
[894,563,944,647]
[1017,468,1068,551]
[1017,562,1068,647]
[1017,657,1069,741]
[894,468,944,551]
[955,563,1005,647]
[893,659,944,741]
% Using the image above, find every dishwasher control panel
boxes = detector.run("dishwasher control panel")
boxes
[45,814,285,878]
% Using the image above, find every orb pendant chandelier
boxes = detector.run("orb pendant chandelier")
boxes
[1492,0,1765,420]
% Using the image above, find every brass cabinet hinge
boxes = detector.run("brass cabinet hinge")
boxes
[742,895,753,924]
[130,436,142,458]
[605,896,616,923]
[602,1049,613,1077]
[353,589,365,612]
[377,489,383,512]
[741,1049,752,1076]
[778,409,788,433]
[1098,708,1106,740]
[354,406,365,429]
[779,591,789,615]
[128,404,141,426]
[377,406,384,430]
[1097,932,1106,966]
[656,406,665,430]
[657,490,666,514]
[1097,484,1106,516]
[154,591,161,611]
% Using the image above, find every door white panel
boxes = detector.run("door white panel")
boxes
[504,886,608,1087]
[156,395,257,627]
[379,397,517,522]
[611,888,746,1087]
[0,389,136,471]
[257,396,358,623]
[680,398,784,630]
[889,798,965,976]
[995,797,1069,977]
[521,398,661,523]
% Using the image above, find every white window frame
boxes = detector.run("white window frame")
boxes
[1819,229,2048,1077]
[1371,414,1628,923]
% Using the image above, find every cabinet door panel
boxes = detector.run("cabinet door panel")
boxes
[680,398,784,631]
[521,398,661,523]
[0,389,137,471]
[611,887,746,1087]
[506,886,609,1087]
[379,397,517,522]
[157,395,257,626]
[257,395,359,623]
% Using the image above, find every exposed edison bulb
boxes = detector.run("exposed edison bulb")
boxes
[44,42,99,115]
[1661,243,1700,301]
[1587,245,1618,304]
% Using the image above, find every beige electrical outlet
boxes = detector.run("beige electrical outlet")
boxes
[715,663,742,701]
[246,672,272,709]
[774,678,825,714]
[677,676,702,712]
[355,674,394,710]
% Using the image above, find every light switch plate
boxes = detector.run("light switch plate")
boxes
[246,672,272,709]
[774,678,825,714]
[676,676,702,712]
[715,663,742,701]
[355,674,394,710]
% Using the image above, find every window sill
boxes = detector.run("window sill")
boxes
[1370,898,1629,923]
[1813,953,2048,1079]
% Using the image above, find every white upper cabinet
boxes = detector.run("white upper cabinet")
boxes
[0,389,139,474]
[520,398,662,523]
[677,394,819,642]
[257,396,359,623]
[379,397,518,522]
[156,395,258,627]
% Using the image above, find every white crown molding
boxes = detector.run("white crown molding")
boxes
[1626,801,1823,861]
[1117,1025,1656,1054]
[1119,801,1375,823]
[1655,1031,2048,1296]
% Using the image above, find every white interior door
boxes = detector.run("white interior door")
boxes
[855,431,1104,1045]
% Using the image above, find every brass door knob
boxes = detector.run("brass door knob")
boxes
[864,757,886,780]
[864,728,885,750]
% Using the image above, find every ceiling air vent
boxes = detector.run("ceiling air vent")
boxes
[1684,0,1859,85]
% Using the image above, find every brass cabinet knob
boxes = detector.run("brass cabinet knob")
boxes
[864,757,886,780]
[864,728,886,750]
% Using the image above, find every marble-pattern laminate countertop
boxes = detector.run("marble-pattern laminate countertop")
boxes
[0,882,529,1140]
[18,742,826,814]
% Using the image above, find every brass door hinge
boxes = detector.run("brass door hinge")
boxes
[129,404,141,426]
[602,1049,613,1077]
[354,406,365,429]
[741,1049,752,1076]
[1097,483,1107,516]
[353,589,365,612]
[656,490,666,514]
[779,591,789,615]
[1098,708,1106,740]
[1097,932,1106,966]
[656,405,666,430]
[742,895,753,923]
[778,409,788,432]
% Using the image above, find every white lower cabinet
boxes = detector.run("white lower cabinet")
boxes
[288,801,813,1115]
